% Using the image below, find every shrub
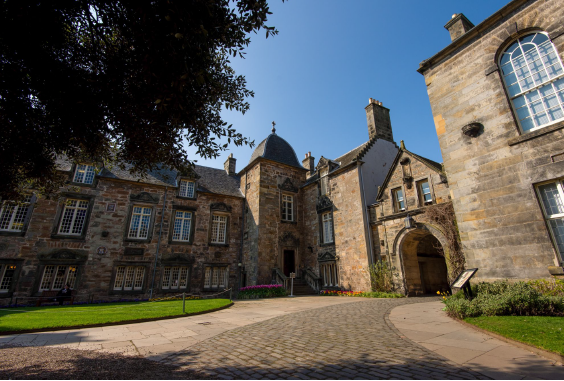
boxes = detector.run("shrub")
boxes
[319,290,404,298]
[528,278,564,297]
[237,284,287,299]
[368,260,399,293]
[443,280,564,319]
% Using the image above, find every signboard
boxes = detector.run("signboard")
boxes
[289,272,296,279]
[451,268,478,289]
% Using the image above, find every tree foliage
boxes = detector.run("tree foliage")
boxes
[0,0,278,199]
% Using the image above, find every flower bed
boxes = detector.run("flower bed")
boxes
[237,284,287,299]
[320,290,404,298]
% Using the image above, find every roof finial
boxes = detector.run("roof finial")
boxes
[400,140,405,149]
[271,121,276,134]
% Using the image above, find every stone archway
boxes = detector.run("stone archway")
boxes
[394,224,450,296]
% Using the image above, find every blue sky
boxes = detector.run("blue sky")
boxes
[187,0,508,170]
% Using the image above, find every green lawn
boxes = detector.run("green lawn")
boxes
[0,299,231,332]
[465,315,564,356]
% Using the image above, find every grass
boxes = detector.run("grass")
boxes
[0,299,232,332]
[465,315,564,356]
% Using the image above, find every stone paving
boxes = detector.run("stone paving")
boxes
[162,297,488,379]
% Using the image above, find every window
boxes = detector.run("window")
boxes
[282,194,294,221]
[73,164,96,184]
[537,180,564,262]
[499,32,564,132]
[392,188,405,212]
[113,266,145,291]
[320,169,329,196]
[40,265,77,291]
[0,196,32,233]
[211,214,227,244]
[179,179,196,198]
[58,199,89,235]
[322,212,333,244]
[0,264,16,293]
[128,206,152,239]
[172,211,193,242]
[162,266,190,290]
[417,180,433,205]
[320,262,339,287]
[204,266,228,289]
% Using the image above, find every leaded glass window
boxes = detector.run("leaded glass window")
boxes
[58,199,89,235]
[114,266,145,290]
[500,32,564,132]
[203,266,228,289]
[128,206,152,239]
[417,180,433,205]
[537,180,564,262]
[179,180,195,198]
[162,266,190,290]
[393,188,405,212]
[0,264,16,293]
[172,211,192,242]
[211,214,227,244]
[282,194,294,221]
[40,265,77,291]
[322,212,333,244]
[73,164,96,184]
[0,196,32,232]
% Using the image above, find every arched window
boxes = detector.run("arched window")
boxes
[499,32,564,132]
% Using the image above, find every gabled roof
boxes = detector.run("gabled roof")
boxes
[375,141,444,201]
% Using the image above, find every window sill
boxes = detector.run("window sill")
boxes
[0,230,26,237]
[280,220,297,224]
[124,238,152,243]
[109,290,145,295]
[176,195,197,201]
[169,240,194,246]
[319,242,335,247]
[67,181,97,189]
[508,120,564,146]
[209,243,229,247]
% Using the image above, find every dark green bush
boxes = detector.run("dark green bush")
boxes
[528,279,564,297]
[237,284,287,299]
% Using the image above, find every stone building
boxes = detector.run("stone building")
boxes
[0,99,399,303]
[418,0,564,281]
[369,141,453,295]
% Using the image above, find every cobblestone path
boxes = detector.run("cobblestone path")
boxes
[163,298,489,379]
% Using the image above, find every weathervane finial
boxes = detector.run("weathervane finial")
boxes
[272,121,276,134]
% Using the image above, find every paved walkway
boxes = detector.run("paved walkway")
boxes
[1,296,562,379]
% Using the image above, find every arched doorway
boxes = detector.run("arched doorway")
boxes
[399,227,450,295]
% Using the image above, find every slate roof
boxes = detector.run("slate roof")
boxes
[55,157,243,198]
[248,133,304,170]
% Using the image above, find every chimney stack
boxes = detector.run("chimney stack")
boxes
[224,153,236,175]
[302,152,315,178]
[444,13,474,42]
[365,98,394,142]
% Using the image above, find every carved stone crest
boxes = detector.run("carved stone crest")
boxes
[210,202,232,212]
[462,122,483,138]
[278,177,298,193]
[129,192,160,204]
[318,251,337,263]
[52,250,78,260]
[279,232,299,247]
[316,195,333,213]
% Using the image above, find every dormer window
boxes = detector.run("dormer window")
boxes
[320,168,329,196]
[392,188,405,212]
[179,179,196,198]
[73,164,96,184]
[417,180,433,205]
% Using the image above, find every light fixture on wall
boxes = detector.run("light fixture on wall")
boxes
[405,214,416,229]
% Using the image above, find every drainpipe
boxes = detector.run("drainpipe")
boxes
[238,172,248,290]
[149,186,167,300]
[357,164,375,267]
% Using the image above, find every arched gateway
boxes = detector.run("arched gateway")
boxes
[394,224,450,295]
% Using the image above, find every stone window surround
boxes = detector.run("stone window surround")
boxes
[50,193,95,241]
[319,211,335,246]
[159,258,194,293]
[391,186,406,213]
[0,259,24,298]
[168,205,197,245]
[68,162,99,188]
[209,212,230,247]
[280,192,297,224]
[39,264,78,291]
[415,176,435,207]
[495,29,564,137]
[123,203,157,243]
[109,260,151,295]
[202,263,229,292]
[0,195,36,237]
[177,178,197,200]
[534,178,564,266]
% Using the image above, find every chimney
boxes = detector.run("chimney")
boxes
[365,98,394,142]
[444,13,474,42]
[302,152,315,178]
[224,153,236,175]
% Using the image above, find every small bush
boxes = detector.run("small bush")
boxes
[319,290,404,298]
[360,291,404,298]
[368,260,399,293]
[443,280,564,319]
[237,284,287,299]
[528,278,564,297]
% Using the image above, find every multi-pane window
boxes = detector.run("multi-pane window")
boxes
[58,199,89,235]
[417,180,433,205]
[282,195,294,221]
[179,180,195,198]
[172,211,192,242]
[203,266,228,289]
[322,212,333,244]
[392,188,405,212]
[320,169,329,196]
[0,264,16,293]
[500,32,564,132]
[40,265,77,291]
[114,266,145,291]
[162,266,190,290]
[0,196,32,232]
[537,180,564,262]
[321,262,339,287]
[211,214,227,244]
[73,164,96,184]
[128,206,152,239]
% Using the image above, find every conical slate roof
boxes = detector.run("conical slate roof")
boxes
[248,132,304,169]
